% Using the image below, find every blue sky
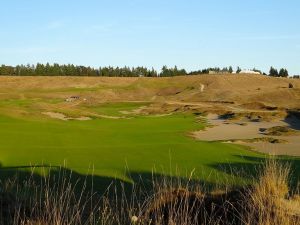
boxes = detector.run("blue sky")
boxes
[0,0,299,74]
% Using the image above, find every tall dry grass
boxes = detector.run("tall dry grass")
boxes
[245,160,300,225]
[0,160,299,225]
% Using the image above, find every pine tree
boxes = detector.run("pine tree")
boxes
[269,67,279,77]
[279,68,288,77]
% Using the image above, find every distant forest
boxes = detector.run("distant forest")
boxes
[0,63,297,78]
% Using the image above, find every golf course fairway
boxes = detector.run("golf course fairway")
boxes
[0,111,263,185]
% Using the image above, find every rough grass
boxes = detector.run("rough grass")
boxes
[87,102,150,116]
[228,137,288,144]
[263,126,298,136]
[0,160,299,225]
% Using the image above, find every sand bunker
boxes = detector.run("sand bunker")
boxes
[43,111,126,120]
[193,114,300,156]
[97,114,125,119]
[43,112,91,121]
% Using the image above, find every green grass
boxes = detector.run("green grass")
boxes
[0,108,264,186]
[0,98,35,107]
[88,102,149,116]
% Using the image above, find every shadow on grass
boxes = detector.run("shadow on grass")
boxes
[0,164,217,197]
[209,155,300,190]
[0,155,299,223]
[285,110,300,130]
[1,155,300,196]
[0,165,120,196]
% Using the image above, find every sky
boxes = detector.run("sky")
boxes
[0,0,299,74]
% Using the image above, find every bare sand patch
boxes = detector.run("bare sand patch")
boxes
[43,111,126,120]
[42,112,91,121]
[193,114,300,156]
[147,113,174,117]
[97,114,125,119]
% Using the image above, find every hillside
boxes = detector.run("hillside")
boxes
[0,74,299,110]
[0,75,300,224]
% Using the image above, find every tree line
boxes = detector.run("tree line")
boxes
[189,66,233,75]
[0,63,189,77]
[269,67,289,77]
[0,63,159,77]
[0,63,297,78]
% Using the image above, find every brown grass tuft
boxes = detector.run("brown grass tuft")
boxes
[245,159,300,225]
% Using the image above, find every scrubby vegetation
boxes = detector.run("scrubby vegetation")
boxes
[0,160,299,225]
[227,137,288,144]
[263,126,298,136]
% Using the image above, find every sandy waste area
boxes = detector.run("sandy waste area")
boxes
[193,114,300,156]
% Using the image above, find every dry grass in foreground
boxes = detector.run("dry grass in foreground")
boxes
[0,160,299,225]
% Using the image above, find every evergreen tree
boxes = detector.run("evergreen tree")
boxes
[35,63,44,75]
[279,68,288,77]
[160,66,169,77]
[269,67,279,77]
